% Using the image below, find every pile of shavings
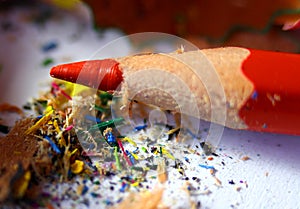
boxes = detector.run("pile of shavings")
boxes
[0,81,96,204]
[0,79,180,206]
[1,80,250,209]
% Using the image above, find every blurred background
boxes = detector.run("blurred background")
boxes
[1,0,300,52]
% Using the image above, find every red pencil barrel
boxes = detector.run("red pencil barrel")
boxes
[240,49,300,135]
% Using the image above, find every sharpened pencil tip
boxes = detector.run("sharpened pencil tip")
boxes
[49,59,123,91]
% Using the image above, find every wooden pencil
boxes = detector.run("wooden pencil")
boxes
[50,47,300,136]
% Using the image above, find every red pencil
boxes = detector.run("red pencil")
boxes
[50,47,300,136]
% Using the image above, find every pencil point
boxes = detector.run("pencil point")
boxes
[50,59,123,91]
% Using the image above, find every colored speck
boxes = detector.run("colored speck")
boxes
[241,156,250,161]
[199,164,215,170]
[134,124,147,131]
[81,185,89,195]
[228,180,235,185]
[90,192,101,198]
[44,136,61,154]
[210,168,216,175]
[42,58,54,67]
[125,150,135,165]
[22,103,32,110]
[36,115,43,120]
[71,160,84,174]
[211,153,219,157]
[119,183,128,193]
[141,147,148,153]
[64,125,73,131]
[93,180,100,185]
[251,91,258,100]
[104,199,112,206]
[116,198,123,203]
[41,41,58,52]
[207,156,214,161]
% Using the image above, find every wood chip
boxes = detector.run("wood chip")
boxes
[241,156,250,161]
[0,118,38,202]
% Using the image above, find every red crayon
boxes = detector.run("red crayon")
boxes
[50,47,300,136]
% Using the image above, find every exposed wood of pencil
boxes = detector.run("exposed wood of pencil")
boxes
[116,47,253,130]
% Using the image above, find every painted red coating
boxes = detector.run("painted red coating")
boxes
[50,59,123,91]
[239,49,300,135]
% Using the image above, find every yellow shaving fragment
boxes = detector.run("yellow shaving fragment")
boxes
[53,119,66,146]
[12,170,31,198]
[131,181,140,187]
[71,148,78,155]
[44,105,54,114]
[53,120,61,133]
[123,137,137,147]
[153,149,159,155]
[25,110,54,134]
[161,147,175,160]
[71,160,84,174]
[130,152,139,160]
[64,81,90,96]
[166,127,180,135]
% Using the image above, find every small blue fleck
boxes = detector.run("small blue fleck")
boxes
[126,150,135,164]
[41,41,58,52]
[81,185,89,195]
[199,164,215,170]
[251,91,258,100]
[104,199,112,205]
[36,115,43,119]
[44,136,61,154]
[119,183,128,193]
[106,132,116,144]
[134,124,147,131]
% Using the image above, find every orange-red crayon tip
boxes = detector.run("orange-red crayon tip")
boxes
[50,59,123,91]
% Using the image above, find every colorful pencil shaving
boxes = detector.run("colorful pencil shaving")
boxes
[50,47,300,136]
